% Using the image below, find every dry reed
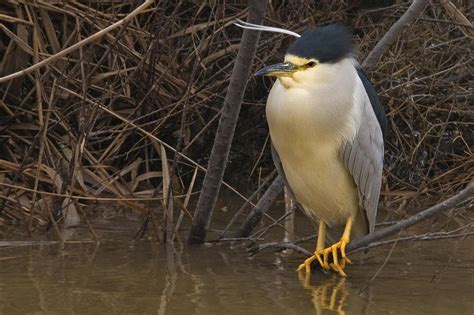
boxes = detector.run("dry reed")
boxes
[0,1,472,239]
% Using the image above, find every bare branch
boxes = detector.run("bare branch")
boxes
[188,1,268,244]
[236,175,284,238]
[440,1,474,38]
[220,170,277,239]
[347,182,474,251]
[362,0,431,69]
[351,225,474,254]
[250,183,474,258]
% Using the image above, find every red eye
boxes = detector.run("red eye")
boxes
[307,61,317,68]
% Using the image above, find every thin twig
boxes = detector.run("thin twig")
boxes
[0,0,155,83]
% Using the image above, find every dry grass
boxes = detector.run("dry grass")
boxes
[0,1,472,237]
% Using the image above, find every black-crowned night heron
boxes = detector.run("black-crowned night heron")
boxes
[236,21,387,276]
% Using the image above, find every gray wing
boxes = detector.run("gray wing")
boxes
[340,75,385,235]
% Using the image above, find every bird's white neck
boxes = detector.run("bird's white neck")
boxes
[266,58,362,146]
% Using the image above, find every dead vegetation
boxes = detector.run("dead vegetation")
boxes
[0,1,472,240]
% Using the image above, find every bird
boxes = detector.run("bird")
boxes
[235,21,387,276]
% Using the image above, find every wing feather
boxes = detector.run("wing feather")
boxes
[340,71,385,234]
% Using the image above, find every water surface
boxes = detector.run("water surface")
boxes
[1,232,472,314]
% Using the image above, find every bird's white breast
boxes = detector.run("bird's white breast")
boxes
[266,61,364,227]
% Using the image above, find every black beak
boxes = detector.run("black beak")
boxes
[255,62,298,77]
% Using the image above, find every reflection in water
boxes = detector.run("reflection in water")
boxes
[299,272,348,315]
[0,235,473,314]
[157,243,179,315]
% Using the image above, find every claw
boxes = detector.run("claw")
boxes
[296,249,325,273]
[297,255,315,273]
[322,237,351,277]
[340,239,351,264]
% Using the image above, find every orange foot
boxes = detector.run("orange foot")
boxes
[322,237,351,277]
[296,248,325,273]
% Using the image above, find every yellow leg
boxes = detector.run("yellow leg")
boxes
[322,217,353,277]
[297,222,327,273]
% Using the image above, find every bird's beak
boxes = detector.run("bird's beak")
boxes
[255,62,299,77]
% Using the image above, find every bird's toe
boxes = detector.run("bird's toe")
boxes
[297,250,327,274]
[322,238,352,276]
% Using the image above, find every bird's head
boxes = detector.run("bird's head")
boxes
[255,24,356,89]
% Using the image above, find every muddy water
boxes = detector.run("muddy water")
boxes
[1,208,473,314]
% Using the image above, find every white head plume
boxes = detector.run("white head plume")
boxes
[233,20,301,38]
